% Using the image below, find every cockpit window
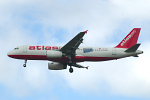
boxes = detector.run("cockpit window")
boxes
[14,47,19,50]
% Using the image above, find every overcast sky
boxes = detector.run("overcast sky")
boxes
[0,0,150,100]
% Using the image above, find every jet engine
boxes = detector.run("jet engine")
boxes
[48,62,67,70]
[47,50,63,58]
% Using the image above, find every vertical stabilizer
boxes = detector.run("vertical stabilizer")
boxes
[115,28,141,48]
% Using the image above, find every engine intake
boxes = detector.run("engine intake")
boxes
[48,62,67,70]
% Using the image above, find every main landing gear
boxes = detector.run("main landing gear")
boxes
[23,59,27,67]
[69,66,89,73]
[69,67,73,73]
[68,60,74,73]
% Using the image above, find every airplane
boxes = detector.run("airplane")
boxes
[7,28,143,73]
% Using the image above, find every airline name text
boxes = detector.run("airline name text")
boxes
[29,46,61,50]
[121,30,136,46]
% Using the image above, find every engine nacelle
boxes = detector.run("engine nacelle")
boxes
[48,62,67,70]
[47,50,63,58]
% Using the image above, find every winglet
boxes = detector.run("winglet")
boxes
[84,30,88,34]
[86,66,89,70]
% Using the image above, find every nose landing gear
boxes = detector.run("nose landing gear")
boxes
[23,59,27,67]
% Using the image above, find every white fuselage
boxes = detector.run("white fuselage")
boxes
[7,28,143,73]
[7,45,143,63]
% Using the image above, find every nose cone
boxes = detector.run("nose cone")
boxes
[7,51,13,58]
[7,50,17,58]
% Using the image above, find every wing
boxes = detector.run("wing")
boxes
[60,30,88,57]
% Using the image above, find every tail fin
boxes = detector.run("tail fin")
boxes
[115,28,141,48]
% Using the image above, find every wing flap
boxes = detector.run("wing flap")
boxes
[73,63,88,69]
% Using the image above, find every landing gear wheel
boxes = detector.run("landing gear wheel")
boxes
[69,67,73,73]
[23,59,27,67]
[23,64,26,67]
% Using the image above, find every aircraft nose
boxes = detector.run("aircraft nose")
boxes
[7,51,13,57]
[7,51,11,57]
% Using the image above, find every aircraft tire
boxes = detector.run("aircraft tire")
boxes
[23,64,26,67]
[69,67,73,73]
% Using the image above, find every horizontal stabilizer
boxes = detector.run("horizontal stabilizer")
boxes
[125,43,141,53]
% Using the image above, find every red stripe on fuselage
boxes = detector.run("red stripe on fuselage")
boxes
[8,55,118,63]
[8,55,47,60]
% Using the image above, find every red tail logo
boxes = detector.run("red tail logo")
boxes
[115,28,141,48]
